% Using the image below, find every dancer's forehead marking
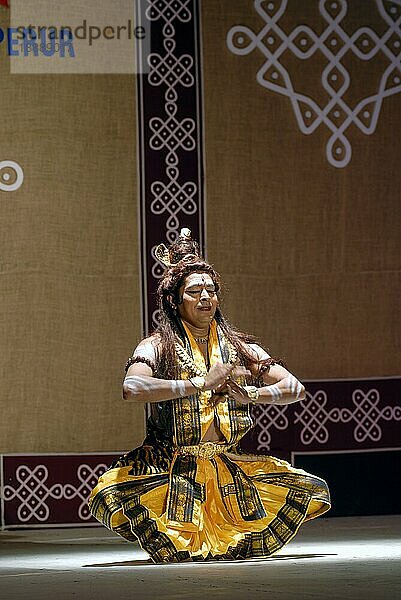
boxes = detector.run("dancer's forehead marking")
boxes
[184,274,215,289]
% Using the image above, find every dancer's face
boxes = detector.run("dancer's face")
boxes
[177,272,218,329]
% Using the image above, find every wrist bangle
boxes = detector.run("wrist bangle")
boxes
[189,376,206,391]
[244,385,259,402]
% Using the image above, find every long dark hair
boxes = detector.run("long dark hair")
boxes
[153,236,273,380]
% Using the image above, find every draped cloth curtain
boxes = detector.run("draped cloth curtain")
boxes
[0,6,144,453]
[201,0,400,380]
[1,1,400,457]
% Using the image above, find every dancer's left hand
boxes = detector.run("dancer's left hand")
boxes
[211,378,251,406]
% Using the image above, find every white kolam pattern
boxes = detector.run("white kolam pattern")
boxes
[146,3,196,251]
[62,464,108,521]
[295,388,401,445]
[2,462,107,523]
[255,386,401,450]
[139,0,203,330]
[253,403,289,450]
[227,0,401,167]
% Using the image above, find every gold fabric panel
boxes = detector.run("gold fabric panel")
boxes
[90,452,330,562]
[201,1,401,379]
[0,14,144,452]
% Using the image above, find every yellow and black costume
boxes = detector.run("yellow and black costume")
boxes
[89,320,330,563]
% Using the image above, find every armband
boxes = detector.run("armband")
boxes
[125,355,156,374]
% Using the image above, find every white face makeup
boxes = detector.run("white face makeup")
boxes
[177,272,218,330]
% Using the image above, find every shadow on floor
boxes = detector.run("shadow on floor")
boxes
[83,553,336,567]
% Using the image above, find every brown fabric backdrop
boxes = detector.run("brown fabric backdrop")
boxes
[1,3,400,455]
[202,1,401,379]
[0,12,144,452]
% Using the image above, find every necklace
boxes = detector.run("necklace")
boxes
[194,336,208,344]
[175,342,207,377]
[175,330,237,377]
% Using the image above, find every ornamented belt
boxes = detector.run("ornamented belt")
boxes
[176,441,231,460]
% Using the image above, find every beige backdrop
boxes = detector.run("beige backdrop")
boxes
[1,3,400,454]
[202,0,401,379]
[0,13,144,453]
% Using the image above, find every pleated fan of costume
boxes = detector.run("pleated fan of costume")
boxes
[89,321,330,562]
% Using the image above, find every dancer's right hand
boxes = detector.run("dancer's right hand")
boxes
[204,363,250,391]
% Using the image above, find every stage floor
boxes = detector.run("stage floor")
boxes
[1,515,400,600]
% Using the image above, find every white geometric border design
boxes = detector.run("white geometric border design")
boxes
[227,0,401,167]
[254,384,401,451]
[253,403,289,450]
[147,0,198,324]
[1,463,107,524]
[147,25,197,247]
[295,388,401,445]
[137,0,205,334]
[0,453,120,529]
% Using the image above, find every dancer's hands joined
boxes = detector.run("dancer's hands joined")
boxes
[204,362,250,392]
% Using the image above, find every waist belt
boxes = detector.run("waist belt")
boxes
[177,441,231,460]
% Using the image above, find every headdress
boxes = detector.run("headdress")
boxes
[154,228,202,268]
